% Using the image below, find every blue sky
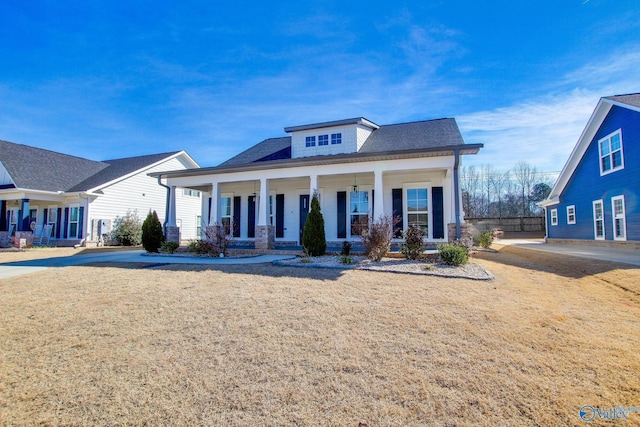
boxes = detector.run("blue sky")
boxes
[1,1,639,172]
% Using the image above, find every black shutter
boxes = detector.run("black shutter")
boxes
[337,191,346,238]
[432,187,444,239]
[392,188,403,238]
[43,208,48,227]
[276,194,284,238]
[233,196,241,237]
[371,189,374,217]
[78,206,85,239]
[55,208,62,238]
[208,197,212,224]
[247,196,256,238]
[63,207,69,238]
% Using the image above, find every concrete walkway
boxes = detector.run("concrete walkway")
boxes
[0,250,296,280]
[496,239,640,267]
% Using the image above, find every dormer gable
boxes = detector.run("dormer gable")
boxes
[285,117,379,159]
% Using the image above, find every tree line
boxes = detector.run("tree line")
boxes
[461,161,556,219]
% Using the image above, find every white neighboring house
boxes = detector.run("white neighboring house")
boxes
[153,117,483,250]
[0,139,200,247]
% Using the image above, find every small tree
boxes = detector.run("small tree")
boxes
[112,210,142,246]
[142,210,164,253]
[302,191,326,256]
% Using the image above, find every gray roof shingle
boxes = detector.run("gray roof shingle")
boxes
[0,139,180,192]
[606,93,640,108]
[220,117,466,167]
[359,118,464,153]
[0,139,108,192]
[68,151,180,191]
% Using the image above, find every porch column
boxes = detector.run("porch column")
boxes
[165,186,180,243]
[309,174,318,204]
[19,199,30,231]
[255,178,274,250]
[209,181,219,224]
[0,200,7,231]
[167,187,177,227]
[374,171,384,219]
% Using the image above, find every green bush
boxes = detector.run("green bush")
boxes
[142,210,164,253]
[161,241,179,254]
[112,210,142,246]
[302,192,326,256]
[339,255,354,264]
[479,231,493,249]
[187,239,214,255]
[438,243,468,266]
[401,225,426,260]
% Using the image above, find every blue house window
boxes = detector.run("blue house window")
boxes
[550,209,558,226]
[318,135,328,146]
[331,133,342,144]
[566,205,576,225]
[305,136,316,147]
[598,129,624,175]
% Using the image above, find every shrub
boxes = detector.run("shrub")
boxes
[479,231,493,249]
[401,225,426,260]
[186,223,233,257]
[161,241,179,254]
[438,243,468,266]
[302,191,326,256]
[341,241,352,256]
[112,210,142,246]
[142,210,164,253]
[187,239,214,255]
[361,214,399,262]
[204,223,233,257]
[339,255,354,264]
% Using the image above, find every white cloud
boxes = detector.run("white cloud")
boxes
[459,47,640,172]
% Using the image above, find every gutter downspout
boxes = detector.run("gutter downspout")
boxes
[157,175,171,236]
[453,148,461,240]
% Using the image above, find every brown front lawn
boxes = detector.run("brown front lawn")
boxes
[1,246,639,425]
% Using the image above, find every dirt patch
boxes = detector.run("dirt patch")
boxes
[1,248,639,425]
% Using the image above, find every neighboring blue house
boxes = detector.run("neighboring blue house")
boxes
[540,93,640,245]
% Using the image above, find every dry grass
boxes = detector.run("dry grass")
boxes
[1,246,639,426]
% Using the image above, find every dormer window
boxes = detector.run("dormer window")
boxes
[305,136,316,147]
[331,133,342,144]
[599,129,624,175]
[318,135,328,146]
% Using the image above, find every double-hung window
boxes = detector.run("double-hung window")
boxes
[305,136,316,147]
[566,205,576,225]
[48,207,58,237]
[196,215,202,238]
[406,188,429,234]
[331,133,342,145]
[599,129,624,175]
[68,206,79,239]
[220,196,232,235]
[550,209,558,226]
[612,195,626,240]
[593,200,604,239]
[318,135,328,146]
[350,190,369,236]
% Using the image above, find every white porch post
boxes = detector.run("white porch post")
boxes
[209,181,219,224]
[255,178,274,249]
[374,170,384,218]
[167,186,177,227]
[309,174,318,204]
[258,178,269,226]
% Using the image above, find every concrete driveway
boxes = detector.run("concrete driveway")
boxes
[0,250,296,280]
[497,239,640,267]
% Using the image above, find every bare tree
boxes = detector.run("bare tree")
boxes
[513,161,538,217]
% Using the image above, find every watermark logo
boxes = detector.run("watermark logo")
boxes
[580,405,640,422]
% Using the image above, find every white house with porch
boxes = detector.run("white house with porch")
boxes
[0,139,201,247]
[153,117,482,250]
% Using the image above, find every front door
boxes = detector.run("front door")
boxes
[299,194,309,244]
